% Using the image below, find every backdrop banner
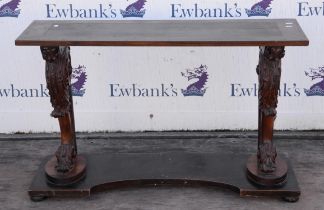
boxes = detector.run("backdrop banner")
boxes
[0,0,323,132]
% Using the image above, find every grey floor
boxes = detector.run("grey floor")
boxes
[1,131,324,210]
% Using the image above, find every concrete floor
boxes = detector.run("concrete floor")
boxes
[0,131,324,210]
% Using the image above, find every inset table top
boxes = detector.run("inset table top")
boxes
[15,19,309,47]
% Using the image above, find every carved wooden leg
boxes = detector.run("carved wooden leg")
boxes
[40,46,86,186]
[247,46,288,187]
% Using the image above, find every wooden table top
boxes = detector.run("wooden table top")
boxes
[15,19,309,47]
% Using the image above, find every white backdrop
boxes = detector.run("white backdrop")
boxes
[0,0,323,133]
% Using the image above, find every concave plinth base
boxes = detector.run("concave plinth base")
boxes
[29,153,300,201]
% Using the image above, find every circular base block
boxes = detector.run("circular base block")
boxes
[246,155,288,187]
[45,155,87,187]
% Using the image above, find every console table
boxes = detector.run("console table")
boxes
[15,19,309,202]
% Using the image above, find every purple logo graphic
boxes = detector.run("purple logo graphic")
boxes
[0,0,21,17]
[181,65,208,97]
[120,0,146,18]
[304,66,324,96]
[71,65,87,97]
[245,0,273,17]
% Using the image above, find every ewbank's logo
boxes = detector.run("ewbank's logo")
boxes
[71,65,87,97]
[297,1,324,16]
[304,66,324,96]
[120,0,146,18]
[245,0,273,17]
[0,0,21,17]
[181,65,209,97]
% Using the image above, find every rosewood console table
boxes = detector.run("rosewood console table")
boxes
[15,19,309,202]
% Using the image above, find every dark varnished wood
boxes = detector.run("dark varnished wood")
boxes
[246,155,288,187]
[41,46,72,119]
[29,153,300,202]
[45,156,86,187]
[246,46,287,186]
[40,46,84,177]
[16,19,309,47]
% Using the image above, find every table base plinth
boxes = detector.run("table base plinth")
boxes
[29,152,300,202]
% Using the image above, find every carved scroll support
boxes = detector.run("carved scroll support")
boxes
[247,46,288,187]
[40,46,86,186]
